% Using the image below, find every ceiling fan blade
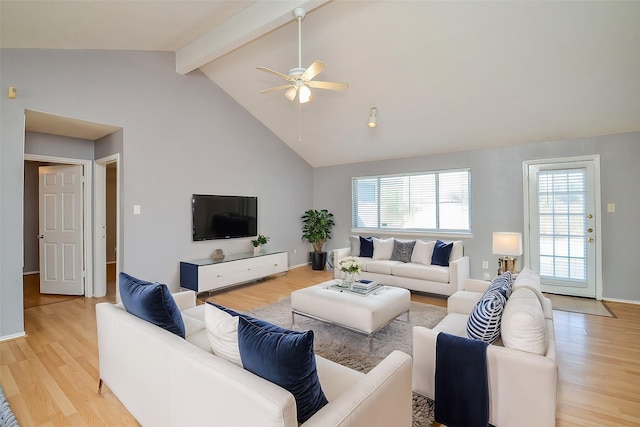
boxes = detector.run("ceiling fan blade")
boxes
[256,66,293,81]
[300,60,326,81]
[308,80,349,91]
[259,84,293,94]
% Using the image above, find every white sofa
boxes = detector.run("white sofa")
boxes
[96,290,413,427]
[333,237,469,296]
[412,269,558,427]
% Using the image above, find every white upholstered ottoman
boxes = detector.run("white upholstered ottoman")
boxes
[291,280,411,352]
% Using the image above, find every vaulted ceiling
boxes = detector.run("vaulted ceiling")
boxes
[2,0,639,167]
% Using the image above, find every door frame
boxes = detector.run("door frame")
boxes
[94,154,121,299]
[24,154,94,296]
[522,155,603,300]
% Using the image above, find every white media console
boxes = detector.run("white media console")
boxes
[180,250,288,293]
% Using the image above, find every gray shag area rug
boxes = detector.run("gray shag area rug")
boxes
[250,297,447,427]
[0,385,19,427]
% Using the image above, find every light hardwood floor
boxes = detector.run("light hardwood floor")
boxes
[3,266,640,426]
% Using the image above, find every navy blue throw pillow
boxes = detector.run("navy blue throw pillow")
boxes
[431,240,454,267]
[359,236,374,257]
[237,317,328,423]
[119,272,185,338]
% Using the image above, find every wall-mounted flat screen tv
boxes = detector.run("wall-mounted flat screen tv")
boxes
[192,194,257,241]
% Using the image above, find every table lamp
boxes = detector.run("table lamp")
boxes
[492,232,523,275]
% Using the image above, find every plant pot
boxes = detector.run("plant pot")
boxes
[253,245,262,255]
[310,251,327,271]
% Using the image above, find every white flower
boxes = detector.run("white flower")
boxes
[339,256,362,274]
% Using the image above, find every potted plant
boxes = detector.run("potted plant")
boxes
[251,234,269,254]
[301,209,335,270]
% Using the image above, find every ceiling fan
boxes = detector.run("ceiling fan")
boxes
[257,7,349,104]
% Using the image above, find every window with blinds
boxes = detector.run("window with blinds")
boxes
[537,168,588,281]
[352,169,471,233]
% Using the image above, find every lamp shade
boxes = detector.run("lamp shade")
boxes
[492,232,523,256]
[298,85,311,103]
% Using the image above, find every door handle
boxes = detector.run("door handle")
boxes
[37,234,44,239]
[587,228,593,233]
[588,237,594,243]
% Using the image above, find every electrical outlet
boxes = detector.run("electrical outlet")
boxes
[482,261,489,269]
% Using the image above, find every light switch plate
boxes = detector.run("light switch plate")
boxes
[607,203,615,213]
[133,204,141,215]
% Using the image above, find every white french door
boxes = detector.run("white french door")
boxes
[39,165,85,295]
[524,156,601,298]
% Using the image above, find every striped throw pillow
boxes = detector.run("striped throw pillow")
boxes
[487,271,513,298]
[467,290,507,343]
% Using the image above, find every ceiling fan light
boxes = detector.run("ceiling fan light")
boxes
[284,86,297,101]
[368,106,378,128]
[299,85,312,103]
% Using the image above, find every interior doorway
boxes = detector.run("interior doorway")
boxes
[23,155,93,302]
[22,109,122,308]
[94,154,120,299]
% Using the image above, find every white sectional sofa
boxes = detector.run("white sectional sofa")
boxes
[96,290,413,427]
[333,236,469,296]
[412,269,558,427]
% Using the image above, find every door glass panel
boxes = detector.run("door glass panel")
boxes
[537,168,587,283]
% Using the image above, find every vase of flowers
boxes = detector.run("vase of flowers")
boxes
[339,256,362,285]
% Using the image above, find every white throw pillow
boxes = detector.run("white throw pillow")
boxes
[350,235,361,256]
[204,303,243,367]
[501,288,547,355]
[512,268,546,307]
[450,240,464,261]
[411,240,435,265]
[372,237,395,260]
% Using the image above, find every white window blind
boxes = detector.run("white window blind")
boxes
[537,168,588,281]
[352,169,470,232]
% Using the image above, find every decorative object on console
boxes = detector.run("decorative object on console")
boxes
[367,106,378,128]
[211,248,224,260]
[251,234,269,254]
[301,209,335,270]
[492,232,523,275]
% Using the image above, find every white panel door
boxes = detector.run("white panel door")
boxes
[39,165,84,295]
[526,158,599,298]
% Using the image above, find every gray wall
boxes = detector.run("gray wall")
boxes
[315,132,640,302]
[1,49,313,339]
[25,131,94,159]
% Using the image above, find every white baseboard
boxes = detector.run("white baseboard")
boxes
[0,331,26,343]
[289,262,311,270]
[603,297,640,305]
